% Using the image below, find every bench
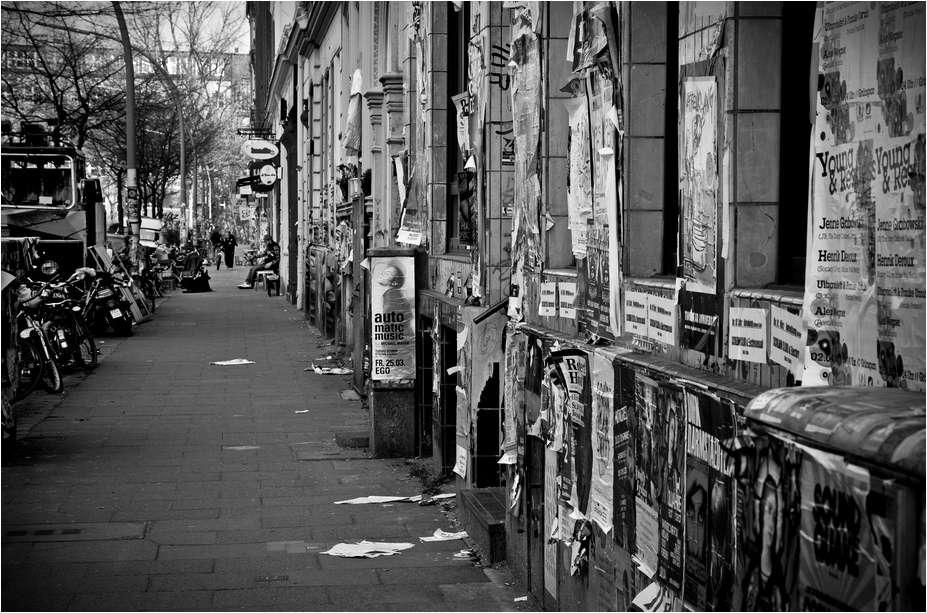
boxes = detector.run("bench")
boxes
[255,270,280,296]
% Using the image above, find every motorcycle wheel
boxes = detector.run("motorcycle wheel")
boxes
[11,339,43,403]
[71,312,98,369]
[39,340,64,394]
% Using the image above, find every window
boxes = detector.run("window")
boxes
[446,1,471,254]
[777,3,817,285]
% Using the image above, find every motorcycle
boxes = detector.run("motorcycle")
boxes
[32,274,99,370]
[13,280,64,400]
[72,267,134,337]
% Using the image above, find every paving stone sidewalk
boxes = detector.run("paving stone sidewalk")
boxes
[2,266,531,612]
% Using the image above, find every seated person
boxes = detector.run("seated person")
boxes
[238,233,280,289]
[180,250,212,293]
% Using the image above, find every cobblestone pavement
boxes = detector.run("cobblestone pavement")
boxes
[2,264,532,612]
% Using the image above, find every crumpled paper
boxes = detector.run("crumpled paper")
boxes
[419,529,468,542]
[210,359,255,365]
[321,541,414,558]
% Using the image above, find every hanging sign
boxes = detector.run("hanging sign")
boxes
[241,139,279,160]
[259,165,278,185]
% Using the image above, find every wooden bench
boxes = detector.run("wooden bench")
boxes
[255,270,280,296]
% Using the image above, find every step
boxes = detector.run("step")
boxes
[458,487,506,564]
[335,430,369,449]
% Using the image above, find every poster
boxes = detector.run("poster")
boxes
[647,294,676,346]
[633,374,660,576]
[734,437,803,612]
[371,256,416,380]
[545,446,559,598]
[798,446,882,611]
[804,1,926,391]
[682,391,736,612]
[769,305,806,376]
[614,364,636,552]
[728,307,767,364]
[451,91,472,157]
[565,96,593,258]
[559,282,577,319]
[680,289,719,353]
[681,77,718,294]
[457,171,477,246]
[656,383,685,595]
[590,352,615,534]
[539,282,557,316]
[624,289,649,336]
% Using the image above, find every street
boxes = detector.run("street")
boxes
[1,265,531,612]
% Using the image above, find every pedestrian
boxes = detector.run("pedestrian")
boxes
[222,232,238,269]
[238,233,280,289]
[209,228,222,266]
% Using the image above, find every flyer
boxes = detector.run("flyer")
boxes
[590,352,615,534]
[728,307,767,364]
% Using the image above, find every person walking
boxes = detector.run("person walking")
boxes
[222,232,238,269]
[238,234,280,289]
[209,228,222,268]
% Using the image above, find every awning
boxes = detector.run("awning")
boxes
[745,386,925,479]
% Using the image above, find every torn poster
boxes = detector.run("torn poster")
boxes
[565,96,592,258]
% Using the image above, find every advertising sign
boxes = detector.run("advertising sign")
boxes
[370,256,416,380]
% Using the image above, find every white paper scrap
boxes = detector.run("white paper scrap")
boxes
[321,541,414,558]
[210,359,255,365]
[419,529,468,542]
[334,495,414,505]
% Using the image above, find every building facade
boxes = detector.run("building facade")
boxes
[247,2,925,610]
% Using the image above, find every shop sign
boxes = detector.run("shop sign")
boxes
[241,139,279,160]
[259,165,277,185]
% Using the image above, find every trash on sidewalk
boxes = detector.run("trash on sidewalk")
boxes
[334,492,456,505]
[452,549,475,559]
[309,364,353,375]
[419,528,468,542]
[514,596,528,602]
[335,495,414,505]
[210,358,255,365]
[321,541,414,558]
[294,410,310,414]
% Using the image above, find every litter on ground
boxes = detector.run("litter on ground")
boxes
[334,492,456,505]
[420,529,468,542]
[311,365,353,375]
[321,541,414,558]
[210,358,255,365]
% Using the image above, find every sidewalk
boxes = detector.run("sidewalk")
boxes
[1,266,531,612]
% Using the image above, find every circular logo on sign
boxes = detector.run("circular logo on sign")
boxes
[259,165,277,185]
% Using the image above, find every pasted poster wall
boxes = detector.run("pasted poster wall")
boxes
[803,1,925,391]
[681,77,718,294]
[370,256,416,380]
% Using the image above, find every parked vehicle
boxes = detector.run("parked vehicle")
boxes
[32,275,98,370]
[72,267,133,337]
[14,281,64,399]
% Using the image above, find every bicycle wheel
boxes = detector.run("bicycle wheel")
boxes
[11,339,43,403]
[70,312,98,369]
[38,338,64,394]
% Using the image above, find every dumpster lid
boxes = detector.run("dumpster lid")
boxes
[745,387,925,479]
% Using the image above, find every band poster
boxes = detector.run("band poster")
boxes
[632,374,660,576]
[656,383,685,595]
[682,391,736,611]
[803,1,925,391]
[681,77,718,294]
[798,446,882,611]
[734,436,803,612]
[614,364,636,553]
[370,257,416,380]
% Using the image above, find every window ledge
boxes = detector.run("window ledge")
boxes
[624,277,677,290]
[730,287,803,307]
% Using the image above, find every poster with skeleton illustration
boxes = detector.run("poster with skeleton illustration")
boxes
[681,77,718,294]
